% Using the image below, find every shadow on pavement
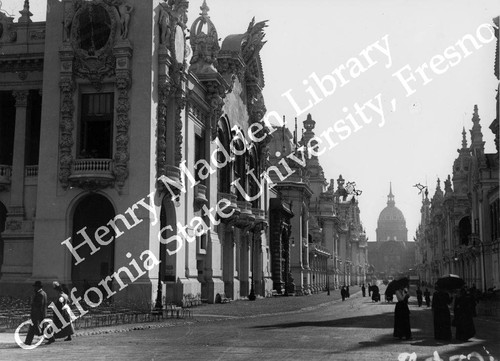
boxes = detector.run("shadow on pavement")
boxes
[252,311,395,330]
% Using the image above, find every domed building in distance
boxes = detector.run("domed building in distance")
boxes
[368,183,416,279]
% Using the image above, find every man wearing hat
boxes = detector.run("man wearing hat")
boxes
[25,281,48,345]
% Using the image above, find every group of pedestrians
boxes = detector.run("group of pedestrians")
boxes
[391,283,477,343]
[432,285,476,342]
[25,280,75,346]
[415,286,432,307]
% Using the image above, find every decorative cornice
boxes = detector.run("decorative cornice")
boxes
[0,56,44,73]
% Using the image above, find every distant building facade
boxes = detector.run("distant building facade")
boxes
[267,115,368,293]
[368,185,415,278]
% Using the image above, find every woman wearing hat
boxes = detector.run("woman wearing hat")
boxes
[46,281,74,343]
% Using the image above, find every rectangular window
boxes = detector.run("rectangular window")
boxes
[79,93,113,159]
[194,134,205,182]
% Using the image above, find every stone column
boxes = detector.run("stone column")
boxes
[240,231,250,297]
[8,90,29,221]
[222,225,236,299]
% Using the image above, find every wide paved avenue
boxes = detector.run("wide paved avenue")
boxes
[1,291,499,361]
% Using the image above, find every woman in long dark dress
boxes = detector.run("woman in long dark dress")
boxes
[393,287,412,340]
[46,281,74,344]
[454,288,476,341]
[432,286,452,341]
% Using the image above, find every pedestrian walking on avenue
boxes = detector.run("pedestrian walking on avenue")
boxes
[424,288,431,307]
[361,284,366,297]
[368,283,372,297]
[432,286,452,341]
[341,286,346,301]
[393,287,412,340]
[346,286,350,298]
[25,281,48,345]
[46,281,74,344]
[371,285,380,302]
[453,287,476,341]
[416,286,423,307]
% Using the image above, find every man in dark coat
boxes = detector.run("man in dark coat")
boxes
[432,286,452,341]
[454,288,476,341]
[25,281,47,345]
[416,286,423,307]
[361,284,366,297]
[424,288,431,307]
[341,286,346,301]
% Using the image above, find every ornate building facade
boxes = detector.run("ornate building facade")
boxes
[0,0,276,305]
[368,184,415,278]
[267,115,368,294]
[415,107,499,290]
[414,17,499,291]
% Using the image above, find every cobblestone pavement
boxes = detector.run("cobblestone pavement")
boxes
[1,286,499,361]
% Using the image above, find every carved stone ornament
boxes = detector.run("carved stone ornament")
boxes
[58,77,75,189]
[189,0,219,75]
[175,85,187,165]
[6,219,21,231]
[205,80,226,141]
[12,89,29,107]
[114,69,131,189]
[69,0,132,90]
[216,56,244,93]
[156,77,172,180]
[241,18,268,125]
[158,0,189,50]
[0,12,17,43]
[157,0,189,178]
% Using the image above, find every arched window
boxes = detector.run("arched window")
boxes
[248,147,259,208]
[216,118,231,194]
[458,216,472,246]
[234,148,246,201]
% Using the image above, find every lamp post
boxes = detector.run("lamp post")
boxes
[248,230,256,301]
[327,255,332,295]
[153,242,165,315]
[285,236,295,296]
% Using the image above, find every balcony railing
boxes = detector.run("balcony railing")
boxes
[194,184,208,204]
[69,158,115,190]
[25,165,38,177]
[236,200,255,227]
[252,208,267,223]
[72,159,113,174]
[311,243,331,257]
[0,165,12,186]
[217,192,239,221]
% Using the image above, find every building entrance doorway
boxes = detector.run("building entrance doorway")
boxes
[71,194,115,293]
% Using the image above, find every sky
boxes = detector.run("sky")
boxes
[2,0,497,244]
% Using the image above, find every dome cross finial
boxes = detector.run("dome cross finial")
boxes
[387,182,395,206]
